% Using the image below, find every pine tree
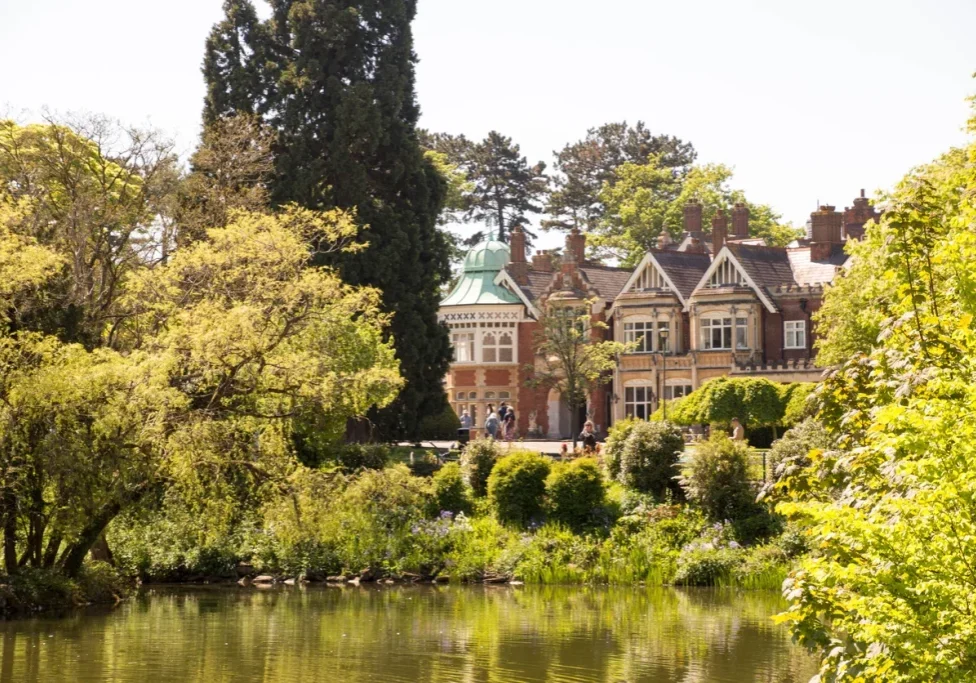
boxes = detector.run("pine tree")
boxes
[545,121,696,233]
[201,0,452,439]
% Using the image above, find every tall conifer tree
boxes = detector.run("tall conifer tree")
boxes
[202,0,452,439]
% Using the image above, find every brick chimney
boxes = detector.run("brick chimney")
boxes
[560,237,577,277]
[567,228,586,264]
[843,189,879,241]
[508,225,529,285]
[531,250,554,272]
[683,200,703,234]
[731,203,749,239]
[711,211,728,257]
[810,205,843,261]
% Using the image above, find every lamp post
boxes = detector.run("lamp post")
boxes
[660,328,670,421]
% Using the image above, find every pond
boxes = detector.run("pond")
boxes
[0,585,817,682]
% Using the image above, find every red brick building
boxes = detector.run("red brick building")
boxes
[439,192,879,439]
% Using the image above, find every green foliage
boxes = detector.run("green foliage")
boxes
[680,434,757,522]
[418,403,462,440]
[333,444,391,473]
[603,417,638,479]
[669,376,785,428]
[780,382,816,427]
[544,121,696,235]
[592,158,800,265]
[545,458,606,531]
[461,438,501,497]
[487,451,551,526]
[203,0,453,441]
[430,463,471,516]
[616,421,684,497]
[773,106,976,681]
[764,418,831,495]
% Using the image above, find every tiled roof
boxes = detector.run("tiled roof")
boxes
[651,250,712,300]
[787,247,847,286]
[506,264,631,303]
[579,264,632,300]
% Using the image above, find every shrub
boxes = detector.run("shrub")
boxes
[333,443,390,472]
[77,561,131,603]
[780,382,817,428]
[418,403,462,440]
[488,450,551,526]
[673,546,743,586]
[767,417,832,482]
[461,438,500,497]
[617,420,684,498]
[430,462,471,515]
[603,417,638,479]
[680,434,757,522]
[407,451,441,477]
[546,458,606,530]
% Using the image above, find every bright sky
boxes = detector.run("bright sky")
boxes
[2,0,974,250]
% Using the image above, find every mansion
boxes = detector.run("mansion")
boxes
[438,191,879,439]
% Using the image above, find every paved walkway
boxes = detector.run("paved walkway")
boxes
[399,439,582,455]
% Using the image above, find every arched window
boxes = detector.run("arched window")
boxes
[498,332,514,362]
[484,391,496,399]
[482,332,497,362]
[468,391,477,400]
[498,391,511,399]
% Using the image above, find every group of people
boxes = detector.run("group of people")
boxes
[459,402,516,441]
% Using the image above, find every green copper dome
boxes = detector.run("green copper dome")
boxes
[441,240,522,307]
[462,240,511,272]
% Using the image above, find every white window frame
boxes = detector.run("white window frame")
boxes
[784,320,806,349]
[701,316,733,350]
[664,383,693,400]
[735,316,749,350]
[624,320,672,354]
[624,385,653,420]
[452,331,475,363]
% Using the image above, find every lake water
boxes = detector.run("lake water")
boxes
[0,585,817,682]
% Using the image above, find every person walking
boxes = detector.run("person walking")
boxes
[503,412,516,442]
[579,420,598,452]
[485,408,500,440]
[498,402,509,423]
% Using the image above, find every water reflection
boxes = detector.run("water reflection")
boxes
[0,585,817,682]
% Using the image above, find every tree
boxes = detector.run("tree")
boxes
[595,160,801,265]
[0,117,178,346]
[773,104,976,681]
[176,113,275,245]
[0,205,402,578]
[202,0,453,439]
[464,131,547,243]
[545,121,696,234]
[528,302,628,448]
[667,377,785,430]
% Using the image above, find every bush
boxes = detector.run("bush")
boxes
[617,420,684,498]
[418,404,462,440]
[680,434,757,522]
[461,438,500,497]
[603,418,638,480]
[430,462,471,515]
[673,546,743,586]
[333,443,390,472]
[546,458,606,530]
[407,451,441,477]
[488,450,551,526]
[767,417,832,482]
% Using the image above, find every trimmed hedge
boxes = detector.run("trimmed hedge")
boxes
[488,451,551,526]
[546,458,606,531]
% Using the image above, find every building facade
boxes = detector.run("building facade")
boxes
[438,192,879,439]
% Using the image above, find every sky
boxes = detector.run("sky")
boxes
[2,0,975,251]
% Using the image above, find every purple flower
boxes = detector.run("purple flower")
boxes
[440,510,454,521]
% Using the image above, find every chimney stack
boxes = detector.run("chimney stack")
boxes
[567,228,586,265]
[731,203,749,238]
[531,250,554,272]
[711,211,728,257]
[842,189,879,241]
[508,225,529,285]
[683,200,703,234]
[810,205,843,261]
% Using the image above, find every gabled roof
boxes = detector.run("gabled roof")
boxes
[692,245,781,313]
[651,250,713,302]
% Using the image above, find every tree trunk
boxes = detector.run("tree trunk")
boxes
[90,534,114,565]
[59,483,149,578]
[570,399,578,451]
[42,532,61,568]
[2,491,16,574]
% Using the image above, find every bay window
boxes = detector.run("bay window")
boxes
[624,320,672,353]
[701,315,748,351]
[452,331,475,362]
